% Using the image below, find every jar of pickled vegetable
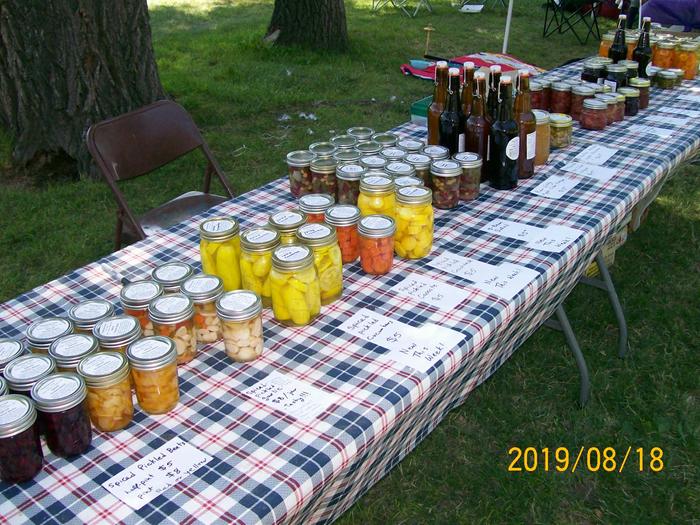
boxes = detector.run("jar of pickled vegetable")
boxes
[360,155,388,173]
[331,134,358,151]
[604,64,627,92]
[127,336,179,414]
[539,79,553,111]
[668,68,684,86]
[49,334,98,373]
[395,187,433,259]
[453,152,482,200]
[286,150,315,198]
[405,153,433,187]
[347,127,375,142]
[394,175,423,190]
[532,110,551,166]
[325,204,361,264]
[358,215,396,275]
[148,294,196,364]
[93,314,142,354]
[151,261,195,293]
[385,161,416,179]
[25,317,74,354]
[617,87,640,116]
[0,395,43,483]
[581,60,603,84]
[580,99,608,130]
[3,354,56,397]
[268,210,308,245]
[549,113,573,149]
[336,163,365,205]
[120,280,164,337]
[380,147,407,162]
[550,82,572,114]
[0,339,25,375]
[599,31,614,57]
[430,159,461,209]
[571,85,596,121]
[238,227,280,308]
[371,132,398,147]
[296,223,343,305]
[656,69,676,89]
[68,300,114,335]
[333,149,362,165]
[308,141,338,160]
[31,373,91,457]
[77,351,133,432]
[310,158,338,195]
[358,174,396,218]
[269,245,321,327]
[653,41,675,68]
[628,77,650,109]
[216,291,264,362]
[595,94,617,125]
[530,81,546,110]
[396,139,424,153]
[199,217,241,291]
[421,145,450,163]
[355,141,382,155]
[181,274,224,343]
[298,193,335,223]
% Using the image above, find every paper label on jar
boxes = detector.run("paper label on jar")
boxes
[405,153,430,164]
[0,399,28,425]
[275,245,310,262]
[327,205,358,219]
[124,282,160,301]
[423,146,447,156]
[433,160,460,170]
[73,301,111,320]
[30,319,70,339]
[298,223,332,240]
[272,211,304,226]
[245,229,277,244]
[603,79,617,92]
[130,339,171,360]
[363,175,390,185]
[458,133,466,152]
[219,291,258,312]
[81,354,122,375]
[362,156,385,167]
[97,317,137,337]
[0,341,22,360]
[201,219,235,233]
[386,162,412,173]
[9,358,52,379]
[36,376,79,400]
[183,276,219,294]
[361,216,392,230]
[155,297,190,315]
[454,152,479,163]
[339,164,364,174]
[53,335,93,356]
[153,264,189,281]
[505,137,519,160]
[526,132,536,160]
[301,195,331,206]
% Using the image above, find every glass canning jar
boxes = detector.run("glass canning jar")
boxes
[49,333,98,373]
[617,87,640,116]
[394,175,423,190]
[0,339,26,375]
[336,163,365,205]
[269,245,321,327]
[604,64,627,91]
[25,317,74,354]
[619,59,639,84]
[599,31,614,57]
[580,99,608,130]
[647,65,661,86]
[268,210,308,245]
[653,41,675,68]
[152,260,195,293]
[358,215,396,275]
[530,81,546,110]
[238,227,280,308]
[550,82,572,114]
[93,314,142,354]
[581,60,603,84]
[430,159,462,209]
[595,94,618,125]
[216,291,264,362]
[347,127,375,142]
[668,68,684,86]
[286,150,315,198]
[181,274,225,344]
[127,336,179,414]
[296,223,343,305]
[453,152,483,200]
[656,69,676,89]
[148,294,196,364]
[610,92,626,121]
[199,217,240,291]
[421,145,450,163]
[31,373,91,457]
[371,132,398,147]
[310,157,338,196]
[385,161,416,179]
[120,280,164,336]
[355,141,382,155]
[625,33,638,60]
[298,193,335,224]
[325,204,361,264]
[0,395,43,483]
[358,174,396,218]
[68,300,114,334]
[571,85,596,121]
[405,153,433,187]
[628,77,650,109]
[396,139,425,153]
[532,110,551,165]
[308,141,337,160]
[395,187,434,259]
[380,147,407,162]
[549,113,573,149]
[330,134,358,151]
[333,149,362,165]
[360,155,388,173]
[3,354,56,397]
[77,351,133,432]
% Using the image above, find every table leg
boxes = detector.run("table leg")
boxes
[595,252,629,358]
[556,305,591,407]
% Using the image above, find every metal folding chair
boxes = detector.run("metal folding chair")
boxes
[372,0,433,17]
[543,0,602,45]
[460,0,507,8]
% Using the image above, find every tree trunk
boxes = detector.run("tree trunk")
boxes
[266,0,348,51]
[0,0,165,176]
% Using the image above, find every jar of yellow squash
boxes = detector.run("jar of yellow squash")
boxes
[358,174,396,218]
[268,210,307,245]
[127,336,179,415]
[295,223,343,305]
[269,245,321,327]
[198,217,241,291]
[181,274,224,344]
[395,186,434,259]
[239,227,280,307]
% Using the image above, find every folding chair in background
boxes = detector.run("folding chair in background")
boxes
[543,0,602,45]
[371,0,433,17]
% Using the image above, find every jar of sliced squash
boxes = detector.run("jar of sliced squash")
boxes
[181,274,224,344]
[269,245,321,327]
[127,336,179,415]
[148,294,197,364]
[395,186,434,259]
[198,217,241,292]
[239,227,280,308]
[358,174,396,218]
[268,210,308,245]
[296,223,343,305]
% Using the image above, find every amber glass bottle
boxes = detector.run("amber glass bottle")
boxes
[428,61,449,145]
[514,70,536,179]
[466,72,491,184]
[461,61,475,119]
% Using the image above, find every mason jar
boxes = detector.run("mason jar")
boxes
[127,336,180,415]
[198,216,241,291]
[0,395,43,483]
[310,157,338,196]
[0,339,26,375]
[405,153,433,187]
[3,354,56,397]
[296,223,343,305]
[385,161,416,179]
[396,138,425,153]
[430,159,462,210]
[181,274,224,344]
[93,314,142,354]
[298,193,335,224]
[358,215,396,275]
[333,149,362,165]
[308,141,338,160]
[120,280,164,337]
[347,127,375,142]
[360,155,388,173]
[269,245,321,327]
[355,141,382,155]
[453,152,483,201]
[68,299,115,334]
[0,377,6,397]
[239,227,280,307]
[395,186,434,259]
[336,163,366,205]
[268,210,308,245]
[394,175,423,190]
[286,150,315,198]
[371,132,398,147]
[216,291,264,362]
[549,113,573,149]
[25,317,74,354]
[421,145,450,162]
[49,333,99,373]
[148,294,196,364]
[151,261,195,293]
[325,204,361,264]
[330,134,358,151]
[380,147,407,162]
[358,174,396,218]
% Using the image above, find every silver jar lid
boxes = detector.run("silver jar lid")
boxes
[324,205,361,227]
[31,373,87,413]
[380,147,407,161]
[360,174,394,195]
[355,141,382,155]
[3,354,56,393]
[405,153,432,169]
[572,85,596,96]
[421,145,450,160]
[330,134,358,150]
[347,127,375,141]
[583,99,607,110]
[453,152,483,169]
[93,315,142,348]
[0,339,25,371]
[120,280,164,310]
[26,317,74,350]
[286,150,315,168]
[127,336,178,371]
[0,395,37,439]
[371,132,398,146]
[77,351,130,388]
[181,274,225,303]
[296,223,337,247]
[532,110,550,124]
[396,186,432,205]
[0,377,6,397]
[394,175,423,189]
[360,155,388,171]
[605,64,626,73]
[199,217,240,242]
[333,150,362,164]
[151,261,195,292]
[271,244,314,271]
[309,157,337,174]
[617,87,640,98]
[385,161,416,177]
[358,215,396,238]
[240,227,281,252]
[430,159,462,177]
[268,210,307,233]
[49,334,99,369]
[68,300,115,331]
[619,59,639,71]
[396,139,425,152]
[595,93,617,106]
[336,163,366,181]
[148,294,194,324]
[298,193,335,214]
[308,142,338,159]
[216,291,263,322]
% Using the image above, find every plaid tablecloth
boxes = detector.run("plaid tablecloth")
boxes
[1,65,699,524]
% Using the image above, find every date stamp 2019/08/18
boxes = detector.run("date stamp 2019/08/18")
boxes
[507,446,664,473]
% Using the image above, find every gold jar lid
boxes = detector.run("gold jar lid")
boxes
[549,113,574,128]
[629,77,650,88]
[617,87,640,98]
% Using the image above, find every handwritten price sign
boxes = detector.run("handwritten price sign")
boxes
[390,273,470,310]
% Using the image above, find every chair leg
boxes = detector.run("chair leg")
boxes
[114,213,124,251]
[595,252,629,358]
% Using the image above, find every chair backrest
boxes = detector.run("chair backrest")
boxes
[86,100,205,182]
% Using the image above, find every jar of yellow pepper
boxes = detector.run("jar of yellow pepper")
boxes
[268,210,308,245]
[358,174,396,218]
[296,223,343,305]
[395,186,434,259]
[239,227,280,307]
[269,245,321,327]
[198,217,241,292]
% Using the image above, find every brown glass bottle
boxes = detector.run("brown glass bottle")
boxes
[487,65,502,124]
[461,61,475,119]
[490,78,519,191]
[466,72,491,184]
[633,17,652,78]
[439,68,466,155]
[608,15,628,63]
[514,70,536,179]
[428,61,449,145]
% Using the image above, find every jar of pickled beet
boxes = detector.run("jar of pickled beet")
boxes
[395,187,433,259]
[333,149,362,165]
[653,41,675,69]
[310,158,338,196]
[120,280,164,337]
[371,132,398,147]
[453,152,482,201]
[31,373,91,457]
[595,94,618,125]
[430,159,461,209]
[0,339,26,375]
[77,351,133,432]
[380,147,407,162]
[325,204,361,264]
[358,215,396,275]
[216,291,264,362]
[49,333,98,373]
[336,164,365,205]
[549,113,573,149]
[581,60,603,84]
[394,175,423,190]
[358,174,396,218]
[296,223,343,305]
[308,141,338,160]
[347,127,375,143]
[604,64,627,92]
[385,161,415,180]
[550,82,572,114]
[628,77,650,109]
[405,153,433,187]
[360,155,388,173]
[656,69,676,89]
[580,99,608,130]
[181,274,224,344]
[286,150,315,198]
[0,395,43,483]
[355,141,382,155]
[269,245,321,327]
[238,227,280,308]
[25,317,74,354]
[148,294,196,365]
[127,336,179,414]
[3,354,56,397]
[268,210,308,245]
[396,139,425,153]
[331,134,358,151]
[298,193,335,224]
[68,300,114,335]
[532,110,551,165]
[571,85,596,121]
[530,81,545,110]
[152,261,195,293]
[93,314,142,354]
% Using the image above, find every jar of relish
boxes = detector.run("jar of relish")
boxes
[93,314,142,354]
[656,69,676,89]
[550,82,572,114]
[4,354,56,397]
[325,204,361,264]
[238,227,280,308]
[405,153,433,187]
[395,187,433,259]
[308,141,337,160]
[358,215,396,275]
[296,223,343,305]
[333,149,362,165]
[628,77,650,109]
[617,87,640,116]
[127,336,180,414]
[0,339,25,375]
[380,147,407,162]
[25,318,74,355]
[68,300,114,335]
[49,333,99,373]
[181,274,224,344]
[371,132,398,147]
[336,163,365,205]
[360,155,388,173]
[358,175,396,218]
[571,85,596,121]
[310,157,338,196]
[430,159,462,209]
[385,161,416,179]
[148,294,196,365]
[268,210,307,245]
[286,150,315,198]
[549,113,573,149]
[77,352,133,432]
[269,245,321,327]
[152,261,195,293]
[453,152,483,200]
[355,141,382,155]
[580,99,608,130]
[120,280,164,337]
[298,193,335,223]
[668,68,684,87]
[0,395,43,483]
[347,127,375,143]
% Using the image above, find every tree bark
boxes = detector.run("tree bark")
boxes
[266,0,348,51]
[0,0,165,176]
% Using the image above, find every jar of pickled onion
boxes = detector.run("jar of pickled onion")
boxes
[148,294,196,364]
[181,274,224,343]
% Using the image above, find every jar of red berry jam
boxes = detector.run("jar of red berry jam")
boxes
[612,92,626,121]
[628,77,650,109]
[550,82,572,114]
[580,99,608,130]
[0,339,26,375]
[539,79,552,111]
[570,85,596,121]
[595,94,618,125]
[581,60,604,84]
[4,354,56,397]
[0,395,43,483]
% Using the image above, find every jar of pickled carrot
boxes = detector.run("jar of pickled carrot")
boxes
[269,245,321,327]
[358,174,396,218]
[653,41,675,68]
[325,204,361,264]
[395,187,433,260]
[674,42,699,80]
[148,294,196,364]
[268,210,308,245]
[358,215,396,275]
[120,280,164,336]
[238,227,280,307]
[296,223,343,305]
[199,217,241,291]
[298,193,334,223]
[599,32,614,58]
[151,261,194,293]
[181,274,224,344]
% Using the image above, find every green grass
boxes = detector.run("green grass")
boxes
[1,1,698,522]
